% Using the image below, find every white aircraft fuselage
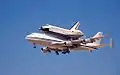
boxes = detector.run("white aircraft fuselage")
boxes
[40,25,84,36]
[40,21,84,38]
[25,33,100,52]
[25,21,111,55]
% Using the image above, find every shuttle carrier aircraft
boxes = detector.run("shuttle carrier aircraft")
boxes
[25,21,113,55]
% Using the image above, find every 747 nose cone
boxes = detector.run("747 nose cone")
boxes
[25,35,31,39]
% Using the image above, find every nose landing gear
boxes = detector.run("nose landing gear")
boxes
[33,43,36,48]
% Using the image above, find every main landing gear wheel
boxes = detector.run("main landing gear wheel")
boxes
[89,50,92,53]
[67,50,70,54]
[55,51,59,55]
[62,50,70,54]
[33,46,36,48]
[33,43,36,48]
[62,51,66,54]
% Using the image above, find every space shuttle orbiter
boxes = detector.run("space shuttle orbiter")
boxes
[39,21,84,37]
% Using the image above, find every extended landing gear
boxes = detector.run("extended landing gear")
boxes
[55,51,59,55]
[55,50,70,55]
[33,46,36,48]
[62,50,70,54]
[33,43,36,48]
[89,50,92,53]
[41,47,70,55]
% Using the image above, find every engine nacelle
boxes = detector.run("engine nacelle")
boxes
[41,47,47,50]
[64,41,72,46]
[41,47,51,53]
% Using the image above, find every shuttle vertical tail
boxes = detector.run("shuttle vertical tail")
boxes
[70,21,80,31]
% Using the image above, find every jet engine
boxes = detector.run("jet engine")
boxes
[41,47,51,53]
[64,41,73,46]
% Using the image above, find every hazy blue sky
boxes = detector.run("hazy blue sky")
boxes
[0,0,119,75]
